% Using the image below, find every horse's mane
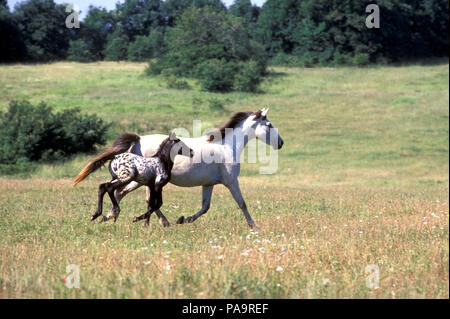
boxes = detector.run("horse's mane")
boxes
[206,110,263,142]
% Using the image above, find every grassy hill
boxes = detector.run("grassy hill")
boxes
[0,61,448,298]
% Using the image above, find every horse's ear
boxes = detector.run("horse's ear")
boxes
[169,132,177,140]
[261,107,269,117]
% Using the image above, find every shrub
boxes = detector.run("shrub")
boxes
[165,75,190,90]
[67,39,95,62]
[195,59,236,92]
[332,51,351,66]
[351,53,370,67]
[0,100,109,165]
[234,60,262,92]
[269,53,303,67]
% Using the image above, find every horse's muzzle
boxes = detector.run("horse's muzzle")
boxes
[277,139,284,149]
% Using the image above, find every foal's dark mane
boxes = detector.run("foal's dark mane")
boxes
[206,110,263,142]
[153,137,177,170]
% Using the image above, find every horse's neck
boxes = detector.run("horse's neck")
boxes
[223,124,255,160]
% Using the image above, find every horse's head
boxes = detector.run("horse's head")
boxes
[245,108,284,150]
[168,132,194,159]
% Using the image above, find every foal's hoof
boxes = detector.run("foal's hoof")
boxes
[249,223,260,230]
[91,214,99,221]
[176,216,185,224]
[132,217,138,223]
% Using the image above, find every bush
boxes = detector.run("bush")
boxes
[165,75,190,90]
[67,39,95,62]
[234,60,262,92]
[0,100,109,165]
[351,53,370,67]
[332,51,350,66]
[269,53,303,67]
[195,59,236,92]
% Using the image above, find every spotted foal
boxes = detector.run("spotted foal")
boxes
[73,132,193,225]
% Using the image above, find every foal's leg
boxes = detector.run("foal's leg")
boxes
[132,188,162,226]
[146,186,170,227]
[104,180,133,223]
[91,182,111,221]
[104,181,143,222]
[176,185,213,224]
[225,180,258,229]
[146,189,162,226]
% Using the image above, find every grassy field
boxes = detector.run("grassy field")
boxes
[0,61,448,298]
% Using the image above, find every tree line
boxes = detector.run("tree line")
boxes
[1,0,448,64]
[1,0,448,92]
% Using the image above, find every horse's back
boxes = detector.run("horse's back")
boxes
[133,134,224,187]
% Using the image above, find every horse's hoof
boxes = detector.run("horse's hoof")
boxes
[176,216,185,224]
[91,214,99,221]
[132,217,138,223]
[249,224,260,230]
[98,216,108,224]
[160,219,171,227]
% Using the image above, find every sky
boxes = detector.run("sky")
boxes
[7,0,267,19]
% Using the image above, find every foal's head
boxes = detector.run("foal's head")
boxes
[157,132,194,163]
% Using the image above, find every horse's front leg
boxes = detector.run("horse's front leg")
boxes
[225,180,258,229]
[176,185,213,224]
[146,186,170,227]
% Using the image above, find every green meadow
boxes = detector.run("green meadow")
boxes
[0,61,448,298]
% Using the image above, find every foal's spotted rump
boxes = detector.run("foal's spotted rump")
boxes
[109,153,168,186]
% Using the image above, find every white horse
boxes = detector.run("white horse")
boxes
[103,108,284,229]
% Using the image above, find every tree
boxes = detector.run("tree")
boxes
[104,24,129,61]
[13,0,72,61]
[128,29,165,61]
[230,0,260,24]
[77,6,115,60]
[0,3,26,62]
[147,6,267,92]
[115,0,164,41]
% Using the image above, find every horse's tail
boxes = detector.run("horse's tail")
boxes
[72,133,140,187]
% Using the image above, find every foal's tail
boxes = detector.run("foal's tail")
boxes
[72,133,140,186]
